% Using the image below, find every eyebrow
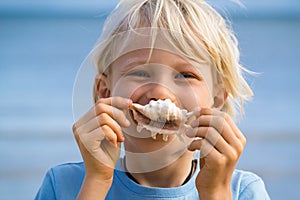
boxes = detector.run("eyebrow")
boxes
[115,50,209,73]
[122,58,147,70]
[115,55,148,75]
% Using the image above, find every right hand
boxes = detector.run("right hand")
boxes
[72,97,132,181]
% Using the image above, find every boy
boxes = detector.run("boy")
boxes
[36,0,270,199]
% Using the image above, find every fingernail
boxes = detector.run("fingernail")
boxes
[125,119,131,126]
[119,133,125,141]
[194,107,201,117]
[185,128,194,137]
[191,120,198,127]
[125,99,132,105]
[120,133,125,141]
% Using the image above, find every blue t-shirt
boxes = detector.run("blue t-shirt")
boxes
[35,160,270,200]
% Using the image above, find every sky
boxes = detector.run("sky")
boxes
[0,0,299,17]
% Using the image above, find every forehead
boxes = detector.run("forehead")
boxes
[97,28,212,73]
[109,48,216,88]
[110,49,192,70]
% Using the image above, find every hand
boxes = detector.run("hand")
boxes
[187,108,246,200]
[72,97,132,181]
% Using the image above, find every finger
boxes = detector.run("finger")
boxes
[188,138,221,159]
[189,138,224,170]
[187,126,232,154]
[190,115,245,153]
[96,97,132,128]
[79,125,122,150]
[99,138,121,167]
[101,125,123,146]
[81,127,120,167]
[197,108,245,141]
[191,109,242,146]
[75,101,131,128]
[98,97,132,109]
[217,119,245,153]
[200,108,246,149]
[224,113,246,144]
[77,113,124,140]
[78,126,106,152]
[191,108,225,132]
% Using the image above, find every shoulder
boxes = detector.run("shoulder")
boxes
[232,169,263,188]
[50,162,85,177]
[232,169,270,200]
[49,162,85,190]
[35,162,85,200]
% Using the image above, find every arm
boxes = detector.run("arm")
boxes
[187,108,246,200]
[73,97,132,200]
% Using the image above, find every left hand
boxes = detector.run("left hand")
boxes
[187,108,246,200]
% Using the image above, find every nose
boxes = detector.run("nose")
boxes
[145,83,177,102]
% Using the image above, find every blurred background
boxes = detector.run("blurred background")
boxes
[0,0,299,199]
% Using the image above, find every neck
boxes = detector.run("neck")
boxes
[124,152,195,188]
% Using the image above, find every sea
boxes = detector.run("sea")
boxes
[0,15,300,199]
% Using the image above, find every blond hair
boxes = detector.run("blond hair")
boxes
[92,0,253,117]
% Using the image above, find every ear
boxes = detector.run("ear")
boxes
[213,84,228,110]
[94,73,111,99]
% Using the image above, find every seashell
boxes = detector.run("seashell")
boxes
[131,99,188,122]
[130,99,195,141]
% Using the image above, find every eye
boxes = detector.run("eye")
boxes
[127,71,150,77]
[175,72,198,79]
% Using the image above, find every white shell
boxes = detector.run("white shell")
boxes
[132,99,188,122]
[131,99,194,141]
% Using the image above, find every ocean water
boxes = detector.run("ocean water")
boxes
[0,17,300,199]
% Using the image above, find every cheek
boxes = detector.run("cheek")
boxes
[110,77,143,99]
[195,88,213,107]
[178,84,213,110]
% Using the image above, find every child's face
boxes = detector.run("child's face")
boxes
[108,49,214,110]
[99,48,217,171]
[104,49,216,142]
